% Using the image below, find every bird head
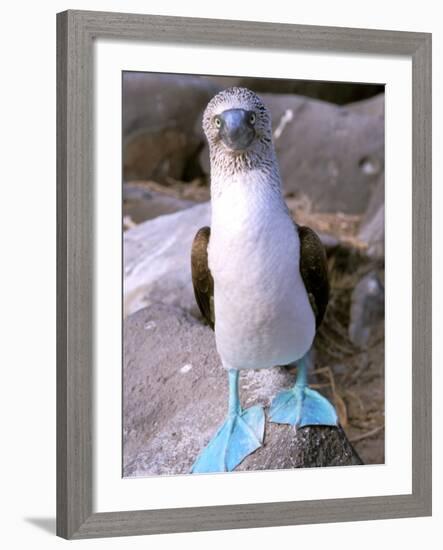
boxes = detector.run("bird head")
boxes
[202,87,274,169]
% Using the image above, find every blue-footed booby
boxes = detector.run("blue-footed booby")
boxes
[191,87,337,474]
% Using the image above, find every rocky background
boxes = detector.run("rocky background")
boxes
[123,72,385,477]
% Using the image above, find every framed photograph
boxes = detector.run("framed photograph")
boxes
[57,9,431,539]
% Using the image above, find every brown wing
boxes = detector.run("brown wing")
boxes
[191,226,215,330]
[297,225,330,328]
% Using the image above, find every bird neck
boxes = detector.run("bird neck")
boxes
[210,162,288,233]
[209,146,282,199]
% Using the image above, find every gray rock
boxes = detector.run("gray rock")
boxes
[348,271,385,348]
[123,183,196,224]
[207,76,383,105]
[123,304,361,476]
[358,174,385,259]
[123,74,384,215]
[359,204,385,259]
[123,73,220,182]
[346,93,385,119]
[200,93,384,214]
[124,202,211,318]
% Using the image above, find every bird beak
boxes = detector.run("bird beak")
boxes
[218,109,255,151]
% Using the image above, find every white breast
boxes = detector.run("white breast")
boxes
[209,170,315,370]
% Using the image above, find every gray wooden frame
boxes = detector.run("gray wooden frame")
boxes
[57,9,432,539]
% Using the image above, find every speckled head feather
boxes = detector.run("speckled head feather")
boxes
[202,87,277,178]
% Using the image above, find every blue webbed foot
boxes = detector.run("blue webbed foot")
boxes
[269,385,337,427]
[191,405,265,473]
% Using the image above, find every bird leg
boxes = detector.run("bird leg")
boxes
[269,353,338,427]
[191,369,265,473]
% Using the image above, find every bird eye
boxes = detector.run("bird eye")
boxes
[249,112,256,125]
[214,116,221,128]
